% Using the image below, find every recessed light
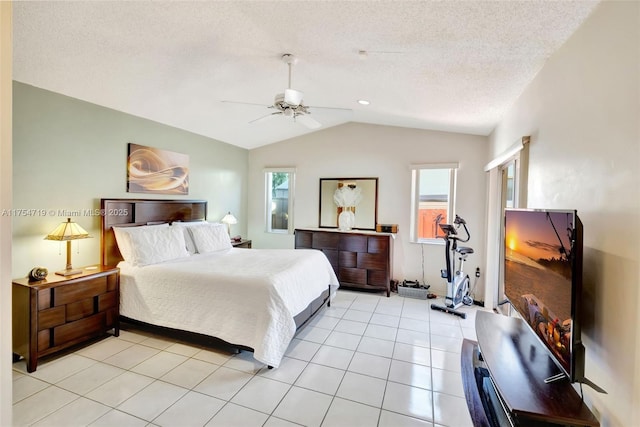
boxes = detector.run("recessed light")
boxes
[358,99,370,105]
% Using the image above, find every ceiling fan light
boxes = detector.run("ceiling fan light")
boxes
[284,89,303,106]
[283,108,294,117]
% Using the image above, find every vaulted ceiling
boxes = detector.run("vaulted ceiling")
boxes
[13,1,600,149]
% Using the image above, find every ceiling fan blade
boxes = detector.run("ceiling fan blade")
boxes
[295,114,322,129]
[284,89,304,107]
[222,100,269,108]
[249,112,282,124]
[307,105,353,112]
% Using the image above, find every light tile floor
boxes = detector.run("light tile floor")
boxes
[13,290,486,427]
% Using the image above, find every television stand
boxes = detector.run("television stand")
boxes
[461,311,599,427]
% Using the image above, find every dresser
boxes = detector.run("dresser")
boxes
[294,229,393,296]
[12,265,120,372]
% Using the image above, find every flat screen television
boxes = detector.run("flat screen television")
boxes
[503,208,585,385]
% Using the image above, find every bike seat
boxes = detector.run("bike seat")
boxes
[456,246,474,255]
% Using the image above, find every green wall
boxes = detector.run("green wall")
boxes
[12,82,248,275]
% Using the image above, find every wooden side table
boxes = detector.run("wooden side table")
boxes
[231,239,252,248]
[12,265,120,372]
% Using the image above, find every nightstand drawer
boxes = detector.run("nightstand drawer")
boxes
[38,306,65,330]
[53,312,105,346]
[107,274,118,291]
[105,308,117,327]
[98,291,118,311]
[38,330,50,351]
[66,298,95,322]
[54,277,107,306]
[38,289,51,310]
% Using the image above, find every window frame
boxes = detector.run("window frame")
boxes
[264,167,295,234]
[410,163,458,244]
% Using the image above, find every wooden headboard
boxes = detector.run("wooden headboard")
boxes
[100,198,207,266]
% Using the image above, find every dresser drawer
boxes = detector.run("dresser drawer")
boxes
[339,251,357,268]
[54,277,107,306]
[53,312,105,346]
[368,236,389,253]
[295,230,313,248]
[38,330,51,352]
[339,267,366,285]
[66,298,95,322]
[321,249,339,269]
[105,308,117,328]
[38,289,52,310]
[38,306,66,330]
[368,270,389,286]
[339,234,367,252]
[357,252,387,270]
[107,273,118,291]
[98,291,118,311]
[312,232,340,250]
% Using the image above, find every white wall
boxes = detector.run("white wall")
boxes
[12,83,249,276]
[488,1,639,425]
[248,122,488,299]
[0,2,13,424]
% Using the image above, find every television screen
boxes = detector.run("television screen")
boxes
[504,209,583,380]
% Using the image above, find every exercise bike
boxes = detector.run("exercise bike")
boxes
[430,215,474,319]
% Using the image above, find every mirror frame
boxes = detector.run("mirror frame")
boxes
[318,177,378,230]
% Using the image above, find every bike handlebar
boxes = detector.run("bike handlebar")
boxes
[438,215,471,242]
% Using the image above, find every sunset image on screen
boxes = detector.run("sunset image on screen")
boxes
[505,211,573,263]
[504,210,575,370]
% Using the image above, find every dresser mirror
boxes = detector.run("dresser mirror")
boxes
[319,177,378,230]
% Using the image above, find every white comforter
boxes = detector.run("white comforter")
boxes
[118,248,339,367]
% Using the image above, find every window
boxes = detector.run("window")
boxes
[503,161,516,209]
[410,163,458,243]
[265,168,295,233]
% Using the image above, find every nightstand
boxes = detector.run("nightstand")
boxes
[231,239,252,248]
[12,265,120,372]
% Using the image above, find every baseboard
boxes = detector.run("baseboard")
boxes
[473,299,484,307]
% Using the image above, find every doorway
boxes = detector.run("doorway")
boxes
[484,136,529,313]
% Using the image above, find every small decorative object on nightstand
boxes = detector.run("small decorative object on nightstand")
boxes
[231,239,252,249]
[12,265,120,372]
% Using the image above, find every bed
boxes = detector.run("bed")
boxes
[100,198,339,368]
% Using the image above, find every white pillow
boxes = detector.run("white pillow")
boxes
[128,225,189,266]
[188,223,232,253]
[113,223,169,262]
[171,221,209,254]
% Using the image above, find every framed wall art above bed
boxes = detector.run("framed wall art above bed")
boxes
[126,143,190,195]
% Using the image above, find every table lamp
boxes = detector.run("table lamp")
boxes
[45,218,92,276]
[221,211,238,238]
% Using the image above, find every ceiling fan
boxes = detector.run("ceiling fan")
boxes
[223,54,350,129]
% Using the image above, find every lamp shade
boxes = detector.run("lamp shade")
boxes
[45,218,90,241]
[221,212,238,238]
[221,212,238,225]
[45,218,91,276]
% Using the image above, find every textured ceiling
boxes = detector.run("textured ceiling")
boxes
[13,1,600,149]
